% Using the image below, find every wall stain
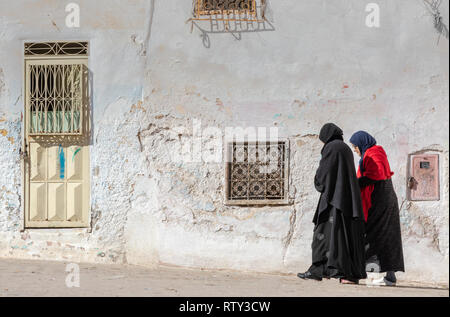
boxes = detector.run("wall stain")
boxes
[130,101,146,113]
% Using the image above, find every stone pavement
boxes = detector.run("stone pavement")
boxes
[0,258,448,297]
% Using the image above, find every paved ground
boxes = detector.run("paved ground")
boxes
[0,258,448,297]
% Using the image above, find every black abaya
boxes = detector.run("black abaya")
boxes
[364,178,405,273]
[308,123,367,280]
[309,205,366,279]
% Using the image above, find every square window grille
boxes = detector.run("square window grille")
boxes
[225,141,289,205]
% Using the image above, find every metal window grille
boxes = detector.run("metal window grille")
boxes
[24,42,89,136]
[25,42,88,56]
[226,141,289,205]
[196,0,256,16]
[27,63,85,135]
[193,0,266,22]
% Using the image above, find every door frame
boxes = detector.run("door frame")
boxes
[21,43,91,229]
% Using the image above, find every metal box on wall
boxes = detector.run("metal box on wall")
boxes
[408,154,440,201]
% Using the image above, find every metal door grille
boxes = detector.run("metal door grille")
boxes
[226,141,289,205]
[25,42,88,56]
[27,63,84,135]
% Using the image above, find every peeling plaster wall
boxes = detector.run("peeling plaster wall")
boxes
[0,0,448,285]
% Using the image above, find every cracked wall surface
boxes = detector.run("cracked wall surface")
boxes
[0,0,449,286]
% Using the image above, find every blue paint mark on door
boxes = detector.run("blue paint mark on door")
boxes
[58,145,65,179]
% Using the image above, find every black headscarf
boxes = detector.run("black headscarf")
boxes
[319,123,344,145]
[314,123,364,224]
[349,131,377,174]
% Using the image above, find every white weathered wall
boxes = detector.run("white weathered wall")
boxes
[0,0,448,286]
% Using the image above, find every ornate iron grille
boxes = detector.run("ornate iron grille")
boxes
[226,141,288,204]
[197,0,256,15]
[192,0,265,22]
[25,42,88,56]
[28,63,84,135]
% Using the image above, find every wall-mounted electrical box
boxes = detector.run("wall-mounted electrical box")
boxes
[408,154,440,201]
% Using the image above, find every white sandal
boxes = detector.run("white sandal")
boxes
[372,276,396,286]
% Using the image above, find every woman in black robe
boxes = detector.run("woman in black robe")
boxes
[349,131,405,286]
[298,123,367,284]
